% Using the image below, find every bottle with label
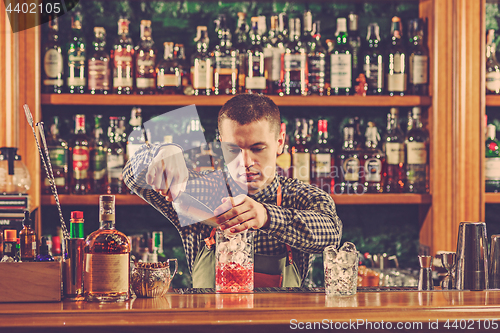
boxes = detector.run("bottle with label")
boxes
[66,11,86,94]
[348,13,362,89]
[383,108,405,193]
[291,118,311,183]
[234,12,249,93]
[191,26,213,96]
[245,17,266,94]
[362,122,385,193]
[43,16,64,93]
[330,18,352,96]
[363,23,384,95]
[20,211,37,262]
[43,116,68,194]
[112,18,134,95]
[387,17,407,96]
[486,29,500,95]
[90,115,107,194]
[157,42,182,94]
[307,19,327,96]
[276,122,291,178]
[3,230,17,259]
[88,27,111,94]
[174,44,190,94]
[281,18,308,96]
[311,119,334,193]
[70,211,85,238]
[408,18,429,95]
[127,107,146,161]
[84,195,131,302]
[337,118,363,194]
[71,114,90,194]
[214,15,238,95]
[135,20,157,95]
[106,117,125,194]
[405,107,429,193]
[486,124,500,192]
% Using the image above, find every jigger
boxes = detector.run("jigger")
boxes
[489,235,500,289]
[418,255,433,291]
[440,252,456,290]
[455,222,489,291]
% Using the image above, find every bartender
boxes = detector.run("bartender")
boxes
[123,94,342,288]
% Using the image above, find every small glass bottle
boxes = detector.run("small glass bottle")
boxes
[3,230,17,259]
[84,195,131,302]
[486,29,500,95]
[71,114,91,194]
[88,27,111,95]
[36,237,55,262]
[156,42,182,94]
[66,11,86,94]
[135,20,157,95]
[20,210,37,262]
[43,116,69,194]
[112,18,134,95]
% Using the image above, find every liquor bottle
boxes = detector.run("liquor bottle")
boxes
[486,29,500,95]
[291,118,310,183]
[276,122,291,178]
[112,18,134,95]
[43,16,64,93]
[330,18,352,95]
[307,19,327,96]
[174,44,190,94]
[36,237,55,262]
[405,107,429,193]
[135,20,157,95]
[383,108,405,193]
[281,18,308,96]
[363,23,384,95]
[71,114,90,194]
[265,14,287,94]
[235,12,249,93]
[157,42,182,94]
[311,119,334,193]
[84,195,131,302]
[70,211,85,238]
[214,15,238,95]
[387,17,407,96]
[348,13,362,88]
[88,27,111,95]
[408,18,429,95]
[90,115,107,194]
[245,17,266,94]
[362,122,385,193]
[106,117,126,194]
[337,118,363,194]
[20,211,37,262]
[486,124,500,192]
[127,107,146,161]
[43,116,69,194]
[191,26,213,96]
[66,11,86,94]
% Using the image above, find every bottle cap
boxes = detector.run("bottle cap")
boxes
[4,229,17,242]
[71,211,84,219]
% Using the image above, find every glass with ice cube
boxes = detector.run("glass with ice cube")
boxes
[324,242,358,296]
[215,229,254,293]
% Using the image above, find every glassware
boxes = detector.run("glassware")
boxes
[131,260,178,298]
[324,242,358,296]
[0,147,32,194]
[440,251,456,290]
[215,229,254,293]
[417,255,433,290]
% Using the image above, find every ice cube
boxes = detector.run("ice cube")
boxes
[219,252,231,264]
[339,242,357,253]
[232,251,246,264]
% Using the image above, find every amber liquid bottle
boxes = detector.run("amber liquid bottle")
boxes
[20,211,37,262]
[191,26,213,96]
[88,27,111,94]
[214,15,238,95]
[84,195,131,302]
[71,114,91,194]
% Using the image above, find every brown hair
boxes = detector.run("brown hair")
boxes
[218,94,281,137]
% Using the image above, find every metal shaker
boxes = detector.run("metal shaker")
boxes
[63,238,85,300]
[418,255,434,290]
[489,235,500,289]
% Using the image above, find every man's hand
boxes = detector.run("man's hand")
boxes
[146,145,188,201]
[213,194,270,233]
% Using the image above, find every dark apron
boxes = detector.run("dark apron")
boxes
[191,184,301,288]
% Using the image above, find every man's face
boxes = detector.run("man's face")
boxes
[219,118,284,195]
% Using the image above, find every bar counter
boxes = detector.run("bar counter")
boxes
[2,290,500,332]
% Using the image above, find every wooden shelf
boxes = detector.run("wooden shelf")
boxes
[486,95,500,106]
[41,94,432,107]
[42,193,431,206]
[485,192,500,203]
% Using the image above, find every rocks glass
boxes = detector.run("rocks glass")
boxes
[215,229,254,293]
[324,242,358,296]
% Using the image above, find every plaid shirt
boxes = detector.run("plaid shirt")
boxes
[123,143,343,284]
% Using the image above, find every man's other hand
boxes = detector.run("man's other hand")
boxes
[213,194,270,233]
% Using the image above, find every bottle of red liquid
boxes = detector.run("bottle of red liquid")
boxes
[71,114,90,194]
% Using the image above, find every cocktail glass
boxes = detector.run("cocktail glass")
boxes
[324,242,358,296]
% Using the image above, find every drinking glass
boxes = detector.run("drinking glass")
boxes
[324,242,358,296]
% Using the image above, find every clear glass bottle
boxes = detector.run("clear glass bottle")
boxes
[348,13,362,89]
[135,20,157,95]
[90,115,107,194]
[265,14,287,95]
[112,18,134,95]
[191,26,213,96]
[337,118,363,194]
[307,20,327,96]
[43,116,69,194]
[106,117,125,194]
[387,16,407,96]
[88,27,111,95]
[383,108,405,193]
[405,107,429,193]
[486,29,500,95]
[84,195,131,302]
[408,18,429,95]
[281,18,307,96]
[330,18,352,96]
[66,11,86,94]
[214,15,238,95]
[486,124,500,192]
[234,12,249,93]
[157,42,182,94]
[71,114,90,194]
[43,16,64,93]
[311,119,334,193]
[245,17,266,94]
[363,23,384,95]
[362,122,385,193]
[20,211,37,262]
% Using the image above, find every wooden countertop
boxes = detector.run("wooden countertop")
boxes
[2,290,500,332]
